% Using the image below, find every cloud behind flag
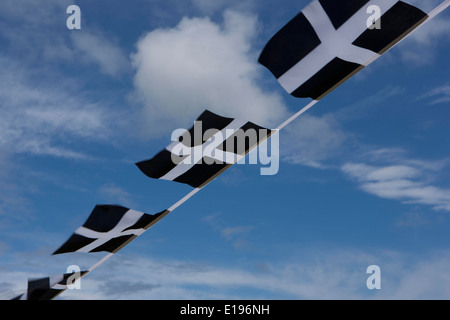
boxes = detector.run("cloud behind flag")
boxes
[53,205,167,255]
[258,0,428,100]
[136,110,273,188]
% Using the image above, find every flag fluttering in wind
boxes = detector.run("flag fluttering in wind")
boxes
[13,271,87,300]
[258,0,429,100]
[53,205,167,254]
[136,110,273,188]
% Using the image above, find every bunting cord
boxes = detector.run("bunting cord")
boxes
[276,100,320,131]
[52,0,450,299]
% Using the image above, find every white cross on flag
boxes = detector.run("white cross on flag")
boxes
[53,205,166,254]
[136,110,273,188]
[258,0,429,100]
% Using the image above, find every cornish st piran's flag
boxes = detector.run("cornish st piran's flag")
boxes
[136,110,273,188]
[53,205,166,254]
[12,271,87,300]
[258,0,428,100]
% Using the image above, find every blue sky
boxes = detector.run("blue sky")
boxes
[0,0,449,300]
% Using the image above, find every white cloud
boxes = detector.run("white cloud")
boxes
[341,161,450,212]
[131,10,288,137]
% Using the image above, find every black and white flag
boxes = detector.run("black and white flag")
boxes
[13,271,87,300]
[53,205,166,255]
[259,0,428,99]
[136,110,273,188]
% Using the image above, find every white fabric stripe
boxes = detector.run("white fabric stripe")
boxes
[52,284,67,290]
[166,141,240,164]
[160,118,248,181]
[303,0,377,65]
[278,0,398,94]
[74,209,145,253]
[76,226,145,240]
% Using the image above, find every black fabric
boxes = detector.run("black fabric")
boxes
[352,1,428,54]
[136,110,273,188]
[291,57,361,99]
[123,210,165,231]
[27,278,51,300]
[136,111,233,180]
[318,0,370,29]
[179,110,235,147]
[136,150,187,180]
[216,122,272,156]
[258,12,321,79]
[53,206,162,255]
[90,235,135,253]
[84,205,129,233]
[18,271,89,300]
[174,160,230,188]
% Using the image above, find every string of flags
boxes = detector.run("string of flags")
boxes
[13,0,450,299]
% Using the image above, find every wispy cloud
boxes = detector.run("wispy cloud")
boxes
[98,183,135,207]
[71,30,130,78]
[281,114,348,169]
[0,0,130,77]
[396,1,450,66]
[279,82,450,214]
[341,159,450,212]
[417,84,450,105]
[0,57,111,159]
